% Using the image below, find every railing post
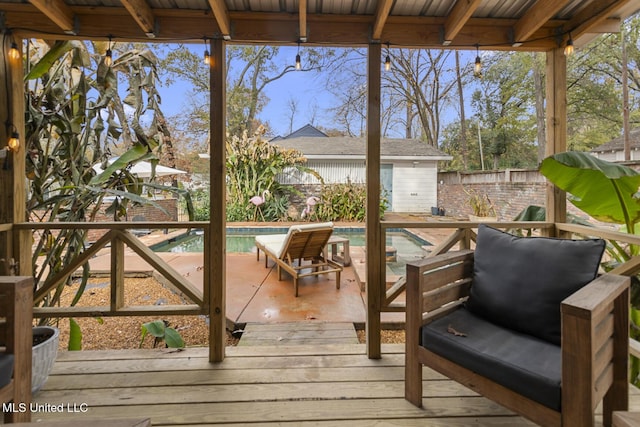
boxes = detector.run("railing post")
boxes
[111,233,125,310]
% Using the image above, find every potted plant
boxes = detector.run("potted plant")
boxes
[465,188,497,221]
[32,325,59,394]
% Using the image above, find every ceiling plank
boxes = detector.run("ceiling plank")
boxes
[512,0,572,45]
[567,0,631,39]
[442,0,481,45]
[372,0,393,41]
[120,0,156,37]
[207,0,231,40]
[28,0,76,35]
[299,0,307,41]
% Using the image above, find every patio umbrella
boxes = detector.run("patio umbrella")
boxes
[93,159,187,178]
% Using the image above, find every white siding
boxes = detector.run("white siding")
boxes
[592,150,640,162]
[279,159,439,213]
[280,160,366,184]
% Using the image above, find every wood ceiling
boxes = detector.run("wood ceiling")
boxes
[0,0,638,50]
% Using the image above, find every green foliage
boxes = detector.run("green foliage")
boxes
[25,41,193,335]
[139,320,185,349]
[539,151,640,385]
[67,318,82,351]
[226,127,318,222]
[187,188,210,221]
[314,180,388,222]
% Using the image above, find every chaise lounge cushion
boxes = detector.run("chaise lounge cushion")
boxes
[421,307,562,410]
[466,224,605,345]
[255,222,334,259]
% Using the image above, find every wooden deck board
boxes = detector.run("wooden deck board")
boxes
[239,322,359,346]
[30,344,634,426]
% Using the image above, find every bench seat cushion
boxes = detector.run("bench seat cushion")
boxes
[421,307,561,411]
[0,353,14,388]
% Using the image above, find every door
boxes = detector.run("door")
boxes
[380,164,393,211]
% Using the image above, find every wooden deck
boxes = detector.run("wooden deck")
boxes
[30,344,640,426]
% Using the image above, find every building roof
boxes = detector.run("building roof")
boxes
[591,128,640,153]
[274,136,452,161]
[4,0,638,50]
[284,124,328,139]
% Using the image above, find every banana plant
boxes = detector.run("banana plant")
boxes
[25,40,192,348]
[540,151,640,385]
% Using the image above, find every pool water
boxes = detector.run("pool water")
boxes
[151,228,431,275]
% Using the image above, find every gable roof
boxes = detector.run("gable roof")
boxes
[284,124,328,139]
[274,136,451,161]
[591,128,640,153]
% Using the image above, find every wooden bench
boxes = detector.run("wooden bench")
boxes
[405,226,630,427]
[0,276,33,423]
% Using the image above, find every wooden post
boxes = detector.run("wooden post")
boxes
[366,42,382,359]
[208,38,226,363]
[545,48,567,233]
[0,35,29,276]
[0,276,33,423]
[111,235,125,310]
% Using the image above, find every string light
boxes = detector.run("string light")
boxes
[295,41,301,70]
[8,42,20,61]
[564,33,574,56]
[104,35,113,67]
[7,129,19,152]
[384,42,391,72]
[474,44,482,78]
[203,37,211,65]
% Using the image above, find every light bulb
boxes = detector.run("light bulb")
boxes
[474,56,482,78]
[564,38,574,56]
[7,131,19,152]
[104,49,113,67]
[295,53,301,70]
[384,55,391,72]
[8,42,20,61]
[204,50,211,65]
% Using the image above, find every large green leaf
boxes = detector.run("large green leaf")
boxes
[540,151,640,230]
[164,327,185,348]
[25,41,75,80]
[89,144,148,185]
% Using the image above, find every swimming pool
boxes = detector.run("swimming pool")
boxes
[151,227,431,275]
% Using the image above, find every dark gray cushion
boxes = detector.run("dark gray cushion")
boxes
[421,307,562,410]
[466,224,604,345]
[0,353,14,388]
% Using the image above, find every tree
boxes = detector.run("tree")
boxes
[471,52,537,169]
[162,45,338,138]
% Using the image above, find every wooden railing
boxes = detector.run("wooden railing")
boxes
[13,221,209,319]
[380,220,640,360]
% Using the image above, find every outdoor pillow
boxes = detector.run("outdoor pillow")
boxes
[465,224,605,345]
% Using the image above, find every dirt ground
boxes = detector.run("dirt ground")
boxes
[51,276,404,350]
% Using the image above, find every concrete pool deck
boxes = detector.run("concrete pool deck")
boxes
[85,216,453,329]
[86,241,405,329]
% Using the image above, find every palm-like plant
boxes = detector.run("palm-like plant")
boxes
[25,40,190,323]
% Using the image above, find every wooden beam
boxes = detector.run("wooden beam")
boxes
[544,48,567,228]
[371,0,393,41]
[299,0,307,42]
[366,42,382,359]
[442,0,481,45]
[28,0,77,34]
[512,0,571,45]
[567,0,631,40]
[119,0,157,37]
[208,38,226,363]
[207,0,231,40]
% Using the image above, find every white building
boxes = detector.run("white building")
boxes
[590,128,640,162]
[273,125,452,213]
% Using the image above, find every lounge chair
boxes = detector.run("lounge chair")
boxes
[255,222,343,297]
